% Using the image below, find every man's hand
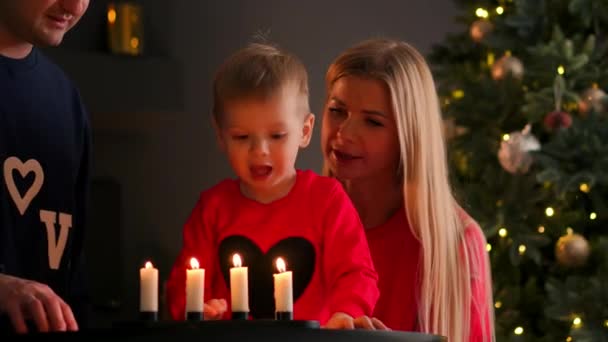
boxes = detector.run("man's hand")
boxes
[203,298,227,320]
[0,274,78,334]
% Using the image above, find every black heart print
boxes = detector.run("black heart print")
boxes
[218,235,316,319]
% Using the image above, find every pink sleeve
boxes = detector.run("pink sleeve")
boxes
[165,192,221,320]
[461,212,494,342]
[322,183,380,318]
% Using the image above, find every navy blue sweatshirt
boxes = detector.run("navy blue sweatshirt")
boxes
[0,47,91,330]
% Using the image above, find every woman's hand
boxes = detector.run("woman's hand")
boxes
[324,312,390,330]
[352,315,390,330]
[323,312,356,329]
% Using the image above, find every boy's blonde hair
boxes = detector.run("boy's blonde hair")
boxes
[212,42,310,124]
[323,38,496,342]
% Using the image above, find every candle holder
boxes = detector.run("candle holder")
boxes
[187,312,204,321]
[139,311,158,322]
[231,312,249,320]
[275,312,293,321]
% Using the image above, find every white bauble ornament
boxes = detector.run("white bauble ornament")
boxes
[498,124,540,174]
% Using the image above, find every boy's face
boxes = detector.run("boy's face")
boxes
[216,85,314,201]
[0,0,90,47]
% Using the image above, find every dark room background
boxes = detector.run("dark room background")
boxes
[44,0,461,325]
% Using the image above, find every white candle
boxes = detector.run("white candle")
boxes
[230,253,249,312]
[186,257,205,313]
[273,257,293,313]
[139,261,158,312]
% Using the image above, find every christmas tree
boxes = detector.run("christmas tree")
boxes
[427,0,608,341]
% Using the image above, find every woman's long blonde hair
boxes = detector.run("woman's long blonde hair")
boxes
[323,38,495,342]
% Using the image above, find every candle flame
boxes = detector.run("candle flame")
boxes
[276,257,286,273]
[190,257,199,269]
[233,253,242,268]
[145,261,153,269]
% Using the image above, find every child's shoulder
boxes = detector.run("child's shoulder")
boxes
[296,169,343,194]
[196,177,240,204]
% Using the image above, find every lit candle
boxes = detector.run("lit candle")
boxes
[273,257,293,320]
[230,253,249,320]
[139,261,158,321]
[186,257,205,321]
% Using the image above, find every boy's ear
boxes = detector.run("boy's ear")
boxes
[299,113,315,148]
[212,117,226,151]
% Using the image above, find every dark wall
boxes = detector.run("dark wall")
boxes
[48,0,463,325]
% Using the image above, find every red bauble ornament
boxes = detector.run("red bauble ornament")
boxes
[544,111,572,131]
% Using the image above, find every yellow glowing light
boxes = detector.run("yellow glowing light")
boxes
[604,319,608,328]
[496,6,504,15]
[487,52,495,66]
[545,207,555,217]
[486,244,492,252]
[566,337,572,342]
[494,301,502,309]
[580,183,590,193]
[518,245,527,255]
[130,37,140,49]
[502,134,510,141]
[514,326,524,335]
[276,257,286,273]
[232,253,242,268]
[107,8,117,24]
[499,228,508,238]
[475,8,489,18]
[557,65,565,75]
[573,317,582,328]
[567,227,574,235]
[538,226,545,233]
[452,89,465,99]
[590,212,597,220]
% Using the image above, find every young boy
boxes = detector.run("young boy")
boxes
[165,42,379,327]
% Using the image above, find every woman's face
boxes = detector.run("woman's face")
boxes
[321,75,401,183]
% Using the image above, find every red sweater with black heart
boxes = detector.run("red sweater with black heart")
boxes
[165,170,379,324]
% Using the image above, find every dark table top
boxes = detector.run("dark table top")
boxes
[1,320,446,342]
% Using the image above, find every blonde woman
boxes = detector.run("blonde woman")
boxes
[320,38,495,341]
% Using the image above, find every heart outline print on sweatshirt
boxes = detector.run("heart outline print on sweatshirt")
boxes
[3,156,72,270]
[4,156,44,215]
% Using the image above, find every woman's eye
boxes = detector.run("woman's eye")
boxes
[328,107,345,116]
[232,135,248,140]
[271,133,287,139]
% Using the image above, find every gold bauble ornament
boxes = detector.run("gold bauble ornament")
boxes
[578,84,607,115]
[470,20,493,43]
[491,54,524,80]
[555,233,590,268]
